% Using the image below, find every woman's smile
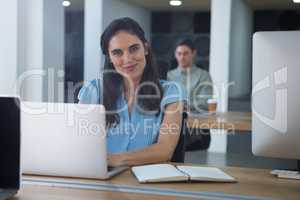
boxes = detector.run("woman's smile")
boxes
[122,63,137,72]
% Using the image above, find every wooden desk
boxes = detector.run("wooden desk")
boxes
[187,112,252,131]
[14,165,300,200]
[13,184,186,200]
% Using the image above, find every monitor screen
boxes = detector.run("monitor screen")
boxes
[252,31,300,161]
[0,97,20,189]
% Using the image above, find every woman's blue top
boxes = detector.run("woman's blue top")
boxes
[78,79,187,154]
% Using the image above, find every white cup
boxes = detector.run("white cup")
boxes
[207,99,217,113]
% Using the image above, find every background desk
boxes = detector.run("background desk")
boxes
[187,112,252,131]
[15,165,300,200]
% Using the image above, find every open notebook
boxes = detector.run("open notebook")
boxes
[132,164,236,183]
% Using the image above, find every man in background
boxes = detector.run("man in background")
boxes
[167,38,213,151]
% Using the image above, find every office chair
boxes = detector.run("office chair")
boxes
[171,112,188,163]
[156,59,170,80]
[185,129,211,151]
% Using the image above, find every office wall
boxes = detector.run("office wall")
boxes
[18,0,64,102]
[209,0,233,154]
[17,0,44,101]
[84,0,103,81]
[0,1,18,96]
[226,0,253,157]
[229,0,253,98]
[102,0,151,40]
[209,0,253,154]
[43,0,65,102]
[84,0,151,81]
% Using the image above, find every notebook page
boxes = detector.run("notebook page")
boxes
[132,164,187,182]
[177,166,236,182]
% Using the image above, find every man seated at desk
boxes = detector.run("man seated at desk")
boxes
[167,38,213,151]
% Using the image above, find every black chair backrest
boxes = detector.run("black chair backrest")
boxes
[156,59,170,80]
[171,112,188,163]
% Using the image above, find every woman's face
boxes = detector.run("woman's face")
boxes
[108,31,147,82]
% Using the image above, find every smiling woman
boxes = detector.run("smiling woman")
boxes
[108,32,147,84]
[78,17,187,167]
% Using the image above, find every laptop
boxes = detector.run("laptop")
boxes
[21,101,127,180]
[0,97,20,200]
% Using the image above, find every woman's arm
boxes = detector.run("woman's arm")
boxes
[108,101,184,167]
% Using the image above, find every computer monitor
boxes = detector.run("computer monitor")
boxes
[0,97,20,197]
[252,31,300,171]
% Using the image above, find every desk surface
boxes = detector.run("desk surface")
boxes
[187,112,252,131]
[14,165,300,200]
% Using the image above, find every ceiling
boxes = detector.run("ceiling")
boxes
[125,0,211,11]
[65,0,300,11]
[124,0,300,11]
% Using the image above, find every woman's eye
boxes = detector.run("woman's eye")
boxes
[129,45,139,53]
[112,50,123,57]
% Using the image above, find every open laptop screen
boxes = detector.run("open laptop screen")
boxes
[0,97,20,189]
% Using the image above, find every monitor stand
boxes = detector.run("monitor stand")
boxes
[270,160,300,180]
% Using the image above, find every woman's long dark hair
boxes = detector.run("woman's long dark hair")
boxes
[100,17,163,127]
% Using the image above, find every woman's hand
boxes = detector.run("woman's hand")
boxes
[107,154,126,167]
[107,102,184,166]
